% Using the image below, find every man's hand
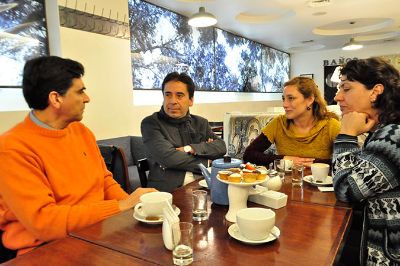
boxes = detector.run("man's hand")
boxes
[176,145,196,155]
[340,111,376,136]
[118,187,158,212]
[176,138,214,155]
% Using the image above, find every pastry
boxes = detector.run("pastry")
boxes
[227,168,241,173]
[228,173,242,183]
[256,169,267,180]
[242,169,258,183]
[218,170,232,180]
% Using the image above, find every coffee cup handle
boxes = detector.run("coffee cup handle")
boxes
[134,202,143,214]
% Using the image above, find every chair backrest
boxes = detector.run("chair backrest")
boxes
[98,136,134,166]
[98,144,132,193]
[130,136,150,188]
[0,231,17,263]
[130,136,147,164]
[137,158,149,188]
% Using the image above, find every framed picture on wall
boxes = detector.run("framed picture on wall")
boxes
[300,74,314,79]
[324,65,339,105]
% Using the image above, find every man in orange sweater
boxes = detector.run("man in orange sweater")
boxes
[0,56,156,256]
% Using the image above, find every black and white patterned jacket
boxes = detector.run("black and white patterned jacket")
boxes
[333,124,400,266]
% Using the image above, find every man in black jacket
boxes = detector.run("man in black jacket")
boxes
[141,72,226,192]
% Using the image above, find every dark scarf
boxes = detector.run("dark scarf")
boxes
[158,106,197,145]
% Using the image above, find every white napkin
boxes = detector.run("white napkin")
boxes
[318,187,334,192]
[162,201,180,250]
[263,190,285,199]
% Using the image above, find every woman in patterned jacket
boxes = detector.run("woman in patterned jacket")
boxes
[333,57,400,265]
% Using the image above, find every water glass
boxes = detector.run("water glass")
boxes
[274,159,285,181]
[172,222,194,266]
[192,190,208,221]
[291,163,304,187]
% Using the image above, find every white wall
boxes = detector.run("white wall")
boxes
[291,41,400,93]
[2,0,399,138]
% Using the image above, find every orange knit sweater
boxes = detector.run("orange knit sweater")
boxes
[0,116,128,254]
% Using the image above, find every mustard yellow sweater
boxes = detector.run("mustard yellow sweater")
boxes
[0,116,127,254]
[262,115,340,159]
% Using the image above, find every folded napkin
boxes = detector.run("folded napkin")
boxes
[162,201,180,250]
[318,187,334,192]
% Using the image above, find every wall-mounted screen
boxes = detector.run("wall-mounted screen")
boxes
[215,29,263,92]
[129,0,214,90]
[262,47,290,92]
[0,0,49,88]
[128,0,290,93]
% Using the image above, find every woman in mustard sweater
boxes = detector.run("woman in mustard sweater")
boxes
[0,56,156,257]
[243,76,340,167]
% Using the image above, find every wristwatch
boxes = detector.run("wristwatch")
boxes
[183,145,192,153]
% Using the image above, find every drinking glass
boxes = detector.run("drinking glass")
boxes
[192,190,208,221]
[172,222,194,266]
[291,163,304,187]
[274,159,285,182]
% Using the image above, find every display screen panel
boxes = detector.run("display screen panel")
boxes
[0,0,49,88]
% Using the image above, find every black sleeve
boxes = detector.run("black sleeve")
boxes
[243,134,284,167]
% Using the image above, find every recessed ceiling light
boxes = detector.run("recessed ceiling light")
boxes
[235,9,295,24]
[312,11,327,16]
[354,31,400,42]
[313,18,394,35]
[288,44,325,52]
[307,0,331,8]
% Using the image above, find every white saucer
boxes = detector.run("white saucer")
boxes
[133,204,181,225]
[303,175,333,186]
[199,179,208,188]
[228,224,280,245]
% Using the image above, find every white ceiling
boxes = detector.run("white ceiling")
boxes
[144,0,400,53]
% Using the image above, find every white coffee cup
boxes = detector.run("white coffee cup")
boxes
[284,159,293,171]
[138,192,172,216]
[236,208,275,241]
[311,163,330,182]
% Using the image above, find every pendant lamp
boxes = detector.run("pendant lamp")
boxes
[342,38,363,50]
[188,7,217,27]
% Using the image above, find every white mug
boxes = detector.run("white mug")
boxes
[311,163,330,182]
[284,159,293,171]
[138,191,172,217]
[236,208,275,241]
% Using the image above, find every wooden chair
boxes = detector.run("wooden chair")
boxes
[130,136,151,188]
[98,144,132,193]
[137,158,149,188]
[0,231,17,263]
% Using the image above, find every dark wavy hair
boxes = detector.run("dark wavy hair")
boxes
[340,57,400,125]
[283,76,339,126]
[161,72,195,99]
[22,56,84,110]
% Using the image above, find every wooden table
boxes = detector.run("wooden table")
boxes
[69,180,351,266]
[279,174,350,208]
[5,177,351,266]
[3,237,156,266]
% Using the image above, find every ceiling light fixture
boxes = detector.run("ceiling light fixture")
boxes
[188,7,217,27]
[342,38,363,50]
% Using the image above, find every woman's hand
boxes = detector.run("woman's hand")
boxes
[118,187,158,212]
[283,156,315,168]
[340,111,376,136]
